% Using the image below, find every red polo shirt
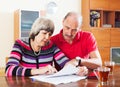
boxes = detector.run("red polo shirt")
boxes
[51,30,97,59]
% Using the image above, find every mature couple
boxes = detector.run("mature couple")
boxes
[5,12,102,76]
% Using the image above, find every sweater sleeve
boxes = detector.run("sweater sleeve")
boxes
[53,46,69,68]
[5,40,32,76]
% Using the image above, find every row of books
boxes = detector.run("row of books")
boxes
[90,18,100,27]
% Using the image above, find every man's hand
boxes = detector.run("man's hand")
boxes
[76,66,88,76]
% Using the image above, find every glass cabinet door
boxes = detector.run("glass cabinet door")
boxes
[20,10,39,39]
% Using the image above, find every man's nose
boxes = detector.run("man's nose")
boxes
[67,30,72,36]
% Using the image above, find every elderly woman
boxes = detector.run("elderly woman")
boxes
[5,17,88,76]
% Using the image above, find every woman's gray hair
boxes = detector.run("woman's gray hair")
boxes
[29,17,54,40]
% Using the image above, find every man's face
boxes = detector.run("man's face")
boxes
[62,16,79,42]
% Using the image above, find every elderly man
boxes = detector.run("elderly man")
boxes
[51,12,102,71]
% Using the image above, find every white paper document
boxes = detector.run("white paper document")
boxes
[30,64,86,85]
[46,64,79,78]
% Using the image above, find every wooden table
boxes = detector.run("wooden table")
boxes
[0,65,120,87]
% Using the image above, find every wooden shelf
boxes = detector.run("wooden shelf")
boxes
[82,0,120,63]
[90,0,109,10]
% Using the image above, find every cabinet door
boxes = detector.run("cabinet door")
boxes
[109,0,120,10]
[14,10,39,41]
[111,29,120,47]
[21,10,39,39]
[14,10,20,41]
[91,29,110,47]
[90,0,109,10]
[99,47,110,64]
[81,0,90,29]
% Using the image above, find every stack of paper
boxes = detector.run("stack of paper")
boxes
[30,64,86,85]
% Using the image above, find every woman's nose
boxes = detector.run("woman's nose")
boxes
[45,34,50,39]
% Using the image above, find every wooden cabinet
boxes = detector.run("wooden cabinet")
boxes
[91,29,110,47]
[109,0,120,10]
[90,0,120,10]
[91,29,110,63]
[82,0,120,63]
[84,0,120,28]
[14,10,20,41]
[111,29,120,47]
[99,47,110,64]
[90,0,109,10]
[89,10,116,28]
[14,10,40,41]
[81,0,90,29]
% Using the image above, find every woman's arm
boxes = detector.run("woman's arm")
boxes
[5,40,32,76]
[53,46,69,68]
[5,40,58,76]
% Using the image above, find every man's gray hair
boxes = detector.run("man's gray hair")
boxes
[63,12,82,28]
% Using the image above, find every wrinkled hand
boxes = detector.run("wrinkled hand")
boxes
[31,65,57,75]
[76,66,88,76]
[45,65,57,74]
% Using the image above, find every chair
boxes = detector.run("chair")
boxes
[6,57,8,63]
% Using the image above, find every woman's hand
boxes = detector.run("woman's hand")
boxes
[31,65,57,75]
[45,65,57,74]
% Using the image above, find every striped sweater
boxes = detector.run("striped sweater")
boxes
[5,38,69,76]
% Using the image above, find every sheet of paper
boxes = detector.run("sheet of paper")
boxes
[30,64,86,85]
[30,74,86,85]
[46,64,79,78]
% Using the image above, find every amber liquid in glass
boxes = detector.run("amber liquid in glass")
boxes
[105,65,113,73]
[99,71,109,82]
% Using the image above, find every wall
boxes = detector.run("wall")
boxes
[0,0,81,67]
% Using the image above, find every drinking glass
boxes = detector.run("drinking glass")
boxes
[94,66,110,85]
[104,61,115,75]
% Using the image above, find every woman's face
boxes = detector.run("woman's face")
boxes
[34,30,52,47]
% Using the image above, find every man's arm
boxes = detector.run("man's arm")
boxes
[80,50,102,69]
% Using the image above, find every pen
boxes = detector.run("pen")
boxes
[52,61,55,68]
